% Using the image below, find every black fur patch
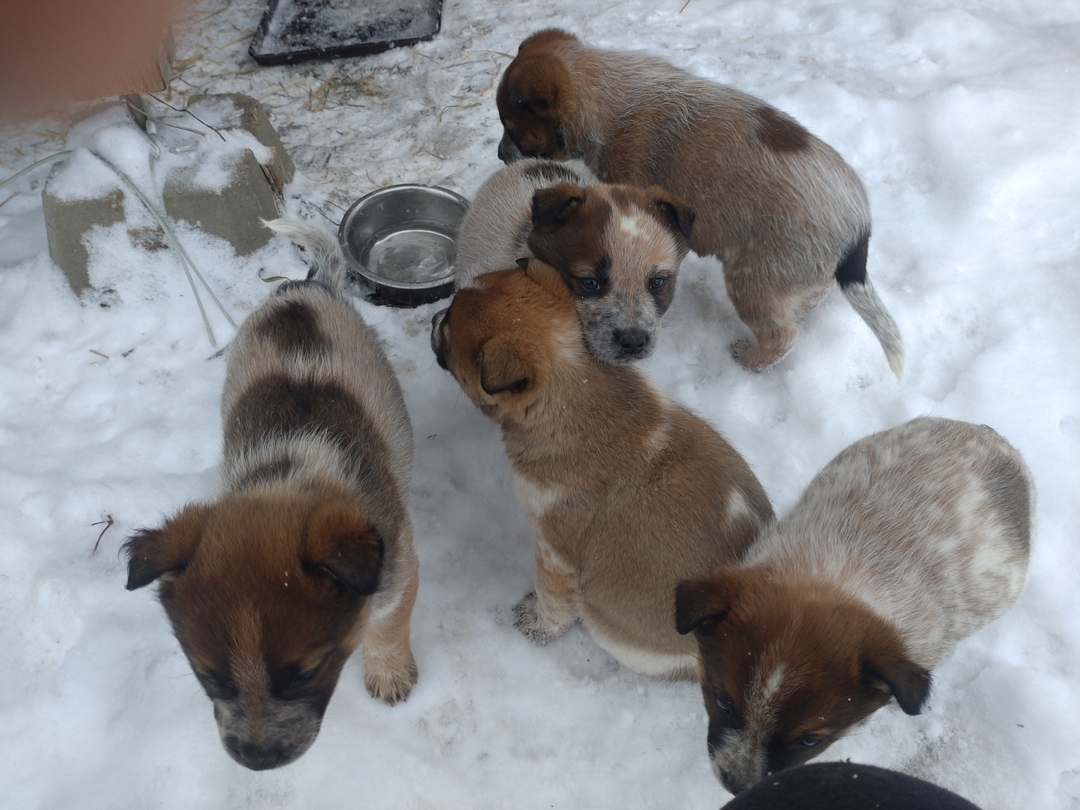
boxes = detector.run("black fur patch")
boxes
[834,231,871,288]
[753,106,811,152]
[224,375,404,539]
[254,300,330,357]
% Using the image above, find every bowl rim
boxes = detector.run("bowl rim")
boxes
[337,183,468,291]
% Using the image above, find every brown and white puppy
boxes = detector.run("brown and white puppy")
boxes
[496,29,904,377]
[457,157,695,363]
[675,417,1033,795]
[124,220,419,770]
[431,260,773,678]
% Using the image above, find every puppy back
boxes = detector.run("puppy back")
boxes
[746,417,1032,666]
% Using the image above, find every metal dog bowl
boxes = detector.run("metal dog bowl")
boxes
[338,184,468,307]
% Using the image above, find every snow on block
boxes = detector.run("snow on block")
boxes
[185,93,295,193]
[162,148,281,256]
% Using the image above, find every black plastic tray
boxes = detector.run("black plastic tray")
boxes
[249,0,443,66]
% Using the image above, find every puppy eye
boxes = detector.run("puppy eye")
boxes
[648,276,667,291]
[793,734,822,748]
[578,277,601,294]
[198,671,224,690]
[713,694,735,715]
[291,665,321,687]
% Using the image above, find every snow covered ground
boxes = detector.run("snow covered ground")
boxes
[1,0,1078,808]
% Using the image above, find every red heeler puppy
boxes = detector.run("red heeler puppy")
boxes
[124,220,419,770]
[432,260,773,679]
[676,417,1033,794]
[496,29,904,377]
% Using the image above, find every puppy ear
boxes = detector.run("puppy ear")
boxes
[521,258,568,298]
[863,655,932,715]
[303,501,384,597]
[675,570,738,635]
[646,186,696,242]
[501,59,568,118]
[123,504,212,590]
[479,336,531,396]
[532,183,585,228]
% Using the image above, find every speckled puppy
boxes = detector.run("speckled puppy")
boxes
[676,417,1033,794]
[124,220,419,770]
[456,157,695,363]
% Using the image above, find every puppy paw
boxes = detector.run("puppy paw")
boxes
[730,339,761,371]
[513,592,570,645]
[364,655,418,706]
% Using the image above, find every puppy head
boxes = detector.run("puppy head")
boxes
[528,182,694,363]
[431,261,581,423]
[676,568,931,795]
[496,30,580,162]
[125,495,383,770]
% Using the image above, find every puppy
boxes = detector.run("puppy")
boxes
[496,29,904,377]
[457,157,695,363]
[675,417,1033,794]
[431,260,773,678]
[124,220,419,770]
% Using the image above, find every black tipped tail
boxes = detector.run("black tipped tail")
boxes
[836,232,905,379]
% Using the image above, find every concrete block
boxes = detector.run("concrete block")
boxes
[163,148,280,255]
[187,93,295,194]
[42,181,124,294]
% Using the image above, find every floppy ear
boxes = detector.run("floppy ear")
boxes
[479,336,530,396]
[863,655,932,715]
[123,503,212,590]
[500,57,569,118]
[646,186,696,242]
[532,184,585,228]
[521,258,568,298]
[675,570,739,635]
[303,501,384,597]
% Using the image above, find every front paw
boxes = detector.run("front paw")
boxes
[730,339,759,371]
[513,592,565,645]
[364,655,418,706]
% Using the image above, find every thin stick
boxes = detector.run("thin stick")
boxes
[92,515,114,554]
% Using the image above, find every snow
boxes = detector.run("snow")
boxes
[1,0,1078,808]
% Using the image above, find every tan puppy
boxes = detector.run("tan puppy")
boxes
[675,417,1033,794]
[431,260,773,678]
[457,157,695,363]
[496,29,904,377]
[124,220,419,770]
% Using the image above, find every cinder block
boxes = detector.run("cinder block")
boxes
[187,93,295,194]
[42,182,125,294]
[163,148,280,256]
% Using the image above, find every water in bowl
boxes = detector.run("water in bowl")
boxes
[368,226,454,284]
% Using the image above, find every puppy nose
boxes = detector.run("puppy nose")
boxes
[235,741,284,771]
[615,329,649,355]
[718,770,748,796]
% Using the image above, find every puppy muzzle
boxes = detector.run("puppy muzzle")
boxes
[498,132,525,164]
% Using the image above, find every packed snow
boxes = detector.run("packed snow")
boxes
[1,0,1078,808]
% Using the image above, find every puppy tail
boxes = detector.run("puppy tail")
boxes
[263,218,349,294]
[836,231,905,379]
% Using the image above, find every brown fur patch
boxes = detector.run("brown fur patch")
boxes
[752,106,811,152]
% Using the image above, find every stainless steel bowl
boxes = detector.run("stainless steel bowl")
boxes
[338,184,468,307]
